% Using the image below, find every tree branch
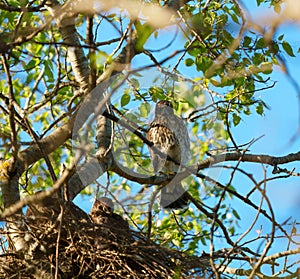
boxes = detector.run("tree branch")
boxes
[1,159,77,219]
[45,0,90,91]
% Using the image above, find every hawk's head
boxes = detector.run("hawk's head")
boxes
[91,197,114,216]
[155,100,174,117]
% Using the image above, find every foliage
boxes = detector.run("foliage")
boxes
[0,0,299,278]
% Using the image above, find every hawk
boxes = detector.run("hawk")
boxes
[147,100,190,209]
[89,197,130,233]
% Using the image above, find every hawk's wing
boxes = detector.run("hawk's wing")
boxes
[169,114,190,165]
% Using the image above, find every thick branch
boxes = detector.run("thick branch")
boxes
[17,117,74,173]
[45,0,90,90]
[108,151,300,186]
[67,28,141,198]
[206,151,300,169]
[262,247,300,264]
[1,162,76,218]
[67,158,108,200]
[1,170,20,210]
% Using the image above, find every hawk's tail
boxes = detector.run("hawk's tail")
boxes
[160,183,189,209]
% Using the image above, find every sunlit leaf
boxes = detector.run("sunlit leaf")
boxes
[121,93,131,107]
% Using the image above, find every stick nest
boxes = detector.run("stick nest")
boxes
[0,205,211,278]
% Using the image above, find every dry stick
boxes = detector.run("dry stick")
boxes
[112,146,300,186]
[263,247,300,266]
[214,137,280,270]
[40,106,76,138]
[283,221,296,271]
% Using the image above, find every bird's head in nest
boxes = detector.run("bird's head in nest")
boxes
[155,100,174,117]
[92,197,114,215]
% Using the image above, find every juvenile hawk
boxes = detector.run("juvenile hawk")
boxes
[89,197,130,232]
[147,100,190,209]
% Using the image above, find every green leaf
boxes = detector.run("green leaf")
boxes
[278,34,284,41]
[130,78,140,88]
[282,41,295,57]
[229,226,236,235]
[134,21,153,51]
[139,102,150,118]
[200,236,206,246]
[210,78,221,87]
[230,13,239,24]
[256,38,266,49]
[185,58,194,67]
[149,86,165,102]
[256,0,264,6]
[107,13,116,18]
[256,103,264,115]
[232,113,241,126]
[260,62,273,74]
[172,238,181,247]
[121,93,131,107]
[271,41,279,55]
[44,61,54,82]
[252,53,264,65]
[244,107,251,115]
[196,56,213,73]
[26,59,38,70]
[232,209,241,220]
[243,36,251,47]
